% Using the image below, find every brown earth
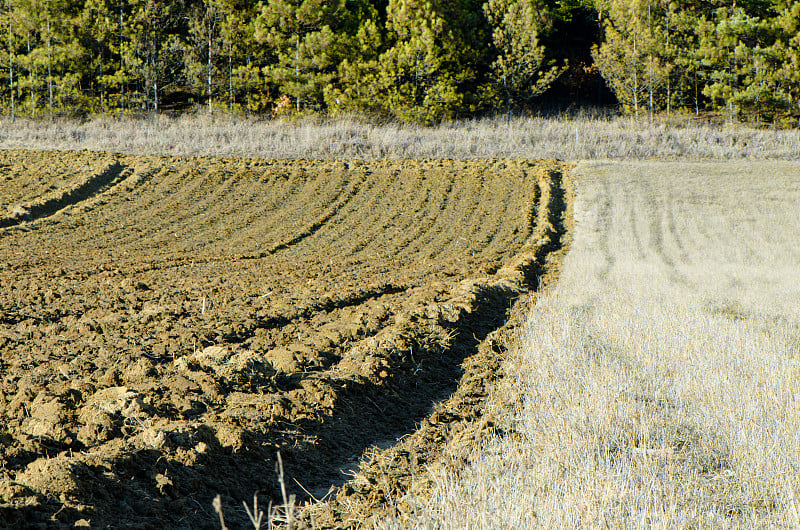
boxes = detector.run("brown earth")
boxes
[0,150,571,529]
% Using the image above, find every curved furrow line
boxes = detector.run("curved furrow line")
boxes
[92,166,215,251]
[421,164,512,263]
[623,186,647,261]
[376,180,435,258]
[323,169,408,259]
[207,165,310,254]
[333,173,402,258]
[213,174,306,253]
[402,170,463,259]
[416,169,491,262]
[473,169,535,260]
[388,171,453,260]
[0,163,164,256]
[139,170,252,252]
[322,168,425,259]
[100,164,239,254]
[354,170,426,258]
[0,150,118,209]
[172,177,279,253]
[262,169,367,255]
[204,186,281,254]
[236,167,353,257]
[664,192,691,265]
[426,170,492,261]
[290,169,388,258]
[0,161,126,230]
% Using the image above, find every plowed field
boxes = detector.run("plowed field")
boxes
[0,150,569,528]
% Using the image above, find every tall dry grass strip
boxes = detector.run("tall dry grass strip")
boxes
[1,114,799,160]
[385,161,800,528]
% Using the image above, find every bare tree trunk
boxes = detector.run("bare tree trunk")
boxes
[647,3,653,123]
[648,53,653,123]
[47,16,52,120]
[633,32,638,119]
[8,0,15,121]
[151,28,158,114]
[119,6,125,110]
[228,41,232,111]
[207,1,212,113]
[295,32,300,113]
[27,33,32,117]
[665,4,671,117]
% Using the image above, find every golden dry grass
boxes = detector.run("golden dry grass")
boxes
[385,161,800,529]
[1,114,799,159]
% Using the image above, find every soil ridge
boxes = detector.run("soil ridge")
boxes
[301,164,574,528]
[0,161,125,229]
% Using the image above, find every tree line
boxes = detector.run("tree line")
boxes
[1,0,799,124]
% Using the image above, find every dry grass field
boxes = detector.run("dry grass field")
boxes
[2,114,800,160]
[387,161,800,528]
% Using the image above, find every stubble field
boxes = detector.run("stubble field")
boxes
[388,160,800,529]
[0,149,569,528]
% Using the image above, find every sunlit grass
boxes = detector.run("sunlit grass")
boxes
[1,113,799,160]
[384,161,800,528]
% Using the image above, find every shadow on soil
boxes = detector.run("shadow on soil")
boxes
[0,161,125,230]
[6,170,568,529]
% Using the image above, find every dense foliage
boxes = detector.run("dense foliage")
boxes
[0,0,798,123]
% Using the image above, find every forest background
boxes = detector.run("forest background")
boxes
[1,0,799,125]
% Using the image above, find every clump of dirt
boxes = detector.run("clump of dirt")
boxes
[0,150,571,529]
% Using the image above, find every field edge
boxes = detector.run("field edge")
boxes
[300,163,575,528]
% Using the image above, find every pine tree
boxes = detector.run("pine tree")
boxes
[593,0,669,118]
[696,6,778,122]
[125,0,186,113]
[2,0,17,119]
[186,0,234,112]
[772,1,800,122]
[323,11,384,117]
[371,0,487,123]
[254,0,352,113]
[230,23,272,113]
[483,0,565,111]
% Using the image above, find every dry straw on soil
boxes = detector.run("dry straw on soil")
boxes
[384,161,800,528]
[1,113,800,160]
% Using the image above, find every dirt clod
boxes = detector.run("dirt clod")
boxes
[0,150,571,528]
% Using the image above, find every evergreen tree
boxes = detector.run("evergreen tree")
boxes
[593,0,669,118]
[2,0,17,118]
[33,0,83,116]
[218,0,267,112]
[254,0,354,113]
[372,0,488,123]
[125,0,187,113]
[186,0,227,112]
[322,3,383,116]
[483,0,565,111]
[772,1,800,122]
[696,6,785,122]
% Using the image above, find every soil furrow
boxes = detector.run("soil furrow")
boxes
[0,161,125,230]
[0,152,571,529]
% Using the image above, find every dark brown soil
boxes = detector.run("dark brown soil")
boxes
[0,150,571,529]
